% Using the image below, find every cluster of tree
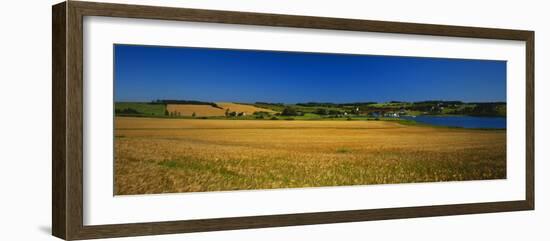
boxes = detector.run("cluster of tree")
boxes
[115,108,141,115]
[405,101,505,116]
[408,103,443,112]
[281,106,297,116]
[447,103,505,116]
[255,102,285,106]
[253,111,272,116]
[225,109,246,117]
[165,110,183,117]
[253,111,270,118]
[150,99,222,109]
[407,101,459,112]
[314,108,346,116]
[280,106,304,116]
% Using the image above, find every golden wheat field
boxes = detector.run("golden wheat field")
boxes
[216,102,277,115]
[114,117,506,195]
[166,102,276,117]
[166,104,225,117]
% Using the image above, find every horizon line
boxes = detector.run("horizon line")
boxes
[114,99,507,104]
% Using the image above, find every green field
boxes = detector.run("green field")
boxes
[115,102,166,116]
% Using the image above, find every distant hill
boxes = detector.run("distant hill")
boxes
[166,104,225,117]
[217,102,276,115]
[165,102,277,117]
[115,100,506,118]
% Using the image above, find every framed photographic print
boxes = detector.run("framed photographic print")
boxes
[52,1,534,240]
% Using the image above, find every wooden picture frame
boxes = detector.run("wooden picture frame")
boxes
[52,1,534,240]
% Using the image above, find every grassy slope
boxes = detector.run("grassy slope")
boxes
[115,102,166,116]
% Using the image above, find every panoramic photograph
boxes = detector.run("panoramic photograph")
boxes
[113,44,507,195]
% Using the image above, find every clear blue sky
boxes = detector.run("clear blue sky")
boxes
[114,44,506,103]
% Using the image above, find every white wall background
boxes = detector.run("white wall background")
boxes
[0,0,547,240]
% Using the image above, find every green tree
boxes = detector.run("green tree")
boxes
[281,106,298,116]
[315,108,329,115]
[328,109,341,115]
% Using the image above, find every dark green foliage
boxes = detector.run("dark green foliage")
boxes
[253,111,271,119]
[328,109,341,115]
[151,99,222,109]
[315,108,329,115]
[253,111,271,116]
[115,108,141,115]
[115,102,166,116]
[448,103,505,117]
[281,106,298,116]
[255,102,284,106]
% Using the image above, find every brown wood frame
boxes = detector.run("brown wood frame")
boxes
[52,1,535,240]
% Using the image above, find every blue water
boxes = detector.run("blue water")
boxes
[400,115,506,129]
